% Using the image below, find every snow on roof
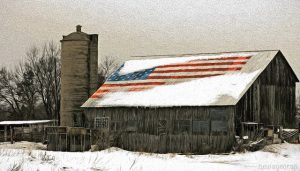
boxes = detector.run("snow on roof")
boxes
[0,120,53,125]
[82,50,280,107]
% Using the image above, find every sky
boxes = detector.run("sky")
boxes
[0,0,300,80]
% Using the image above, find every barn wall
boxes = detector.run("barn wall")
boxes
[84,106,235,154]
[235,52,297,134]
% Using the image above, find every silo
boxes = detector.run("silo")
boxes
[60,25,98,127]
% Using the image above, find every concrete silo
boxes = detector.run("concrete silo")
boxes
[60,25,98,127]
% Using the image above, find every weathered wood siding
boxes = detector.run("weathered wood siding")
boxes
[235,52,298,135]
[84,106,235,154]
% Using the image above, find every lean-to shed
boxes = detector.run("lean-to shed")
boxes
[0,120,54,143]
[82,50,298,153]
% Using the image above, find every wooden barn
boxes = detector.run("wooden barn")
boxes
[82,50,298,154]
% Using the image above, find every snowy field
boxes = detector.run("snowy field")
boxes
[0,142,300,171]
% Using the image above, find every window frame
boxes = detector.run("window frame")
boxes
[211,120,228,135]
[173,120,191,134]
[94,117,110,129]
[192,120,210,134]
[126,120,138,132]
[110,120,123,132]
[210,108,229,135]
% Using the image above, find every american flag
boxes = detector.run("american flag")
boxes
[91,55,252,98]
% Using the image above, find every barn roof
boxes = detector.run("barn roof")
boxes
[82,50,297,108]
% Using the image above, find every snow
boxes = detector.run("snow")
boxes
[91,71,260,107]
[242,122,260,124]
[0,141,46,150]
[0,141,300,171]
[0,120,52,125]
[283,129,298,132]
[120,52,257,75]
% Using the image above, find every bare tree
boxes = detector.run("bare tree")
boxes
[0,64,38,120]
[0,67,22,118]
[14,63,38,119]
[0,42,60,121]
[295,88,299,107]
[98,56,120,85]
[26,42,61,121]
[297,88,300,113]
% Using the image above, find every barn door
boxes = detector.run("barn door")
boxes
[209,108,229,152]
[210,109,228,134]
[92,117,110,149]
[158,120,167,153]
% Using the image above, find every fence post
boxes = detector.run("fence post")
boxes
[10,126,13,144]
[4,126,7,142]
[298,123,300,143]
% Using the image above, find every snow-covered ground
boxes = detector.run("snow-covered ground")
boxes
[0,142,299,171]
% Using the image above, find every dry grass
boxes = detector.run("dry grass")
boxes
[8,160,23,171]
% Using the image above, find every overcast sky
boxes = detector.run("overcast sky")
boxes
[0,0,300,77]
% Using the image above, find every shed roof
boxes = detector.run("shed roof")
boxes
[82,50,296,108]
[0,120,53,125]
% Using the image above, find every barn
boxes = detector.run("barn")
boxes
[82,50,298,154]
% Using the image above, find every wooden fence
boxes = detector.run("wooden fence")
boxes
[46,126,91,152]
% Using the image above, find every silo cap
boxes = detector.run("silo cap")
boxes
[76,25,82,32]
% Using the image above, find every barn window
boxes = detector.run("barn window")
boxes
[157,120,167,135]
[192,120,209,134]
[210,109,228,120]
[126,120,138,132]
[210,108,228,135]
[94,117,109,129]
[211,120,227,135]
[174,120,190,134]
[110,121,122,132]
[73,113,84,127]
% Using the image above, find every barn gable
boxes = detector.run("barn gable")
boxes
[235,51,299,130]
[82,50,297,108]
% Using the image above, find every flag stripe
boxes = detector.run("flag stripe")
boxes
[95,89,110,93]
[104,79,168,84]
[92,85,158,97]
[189,56,251,62]
[152,67,241,73]
[148,74,223,79]
[99,85,159,90]
[154,65,245,71]
[149,71,226,76]
[101,82,165,87]
[91,94,104,98]
[185,59,249,64]
[128,87,152,91]
[157,61,247,68]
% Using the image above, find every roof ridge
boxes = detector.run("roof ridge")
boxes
[131,50,280,58]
